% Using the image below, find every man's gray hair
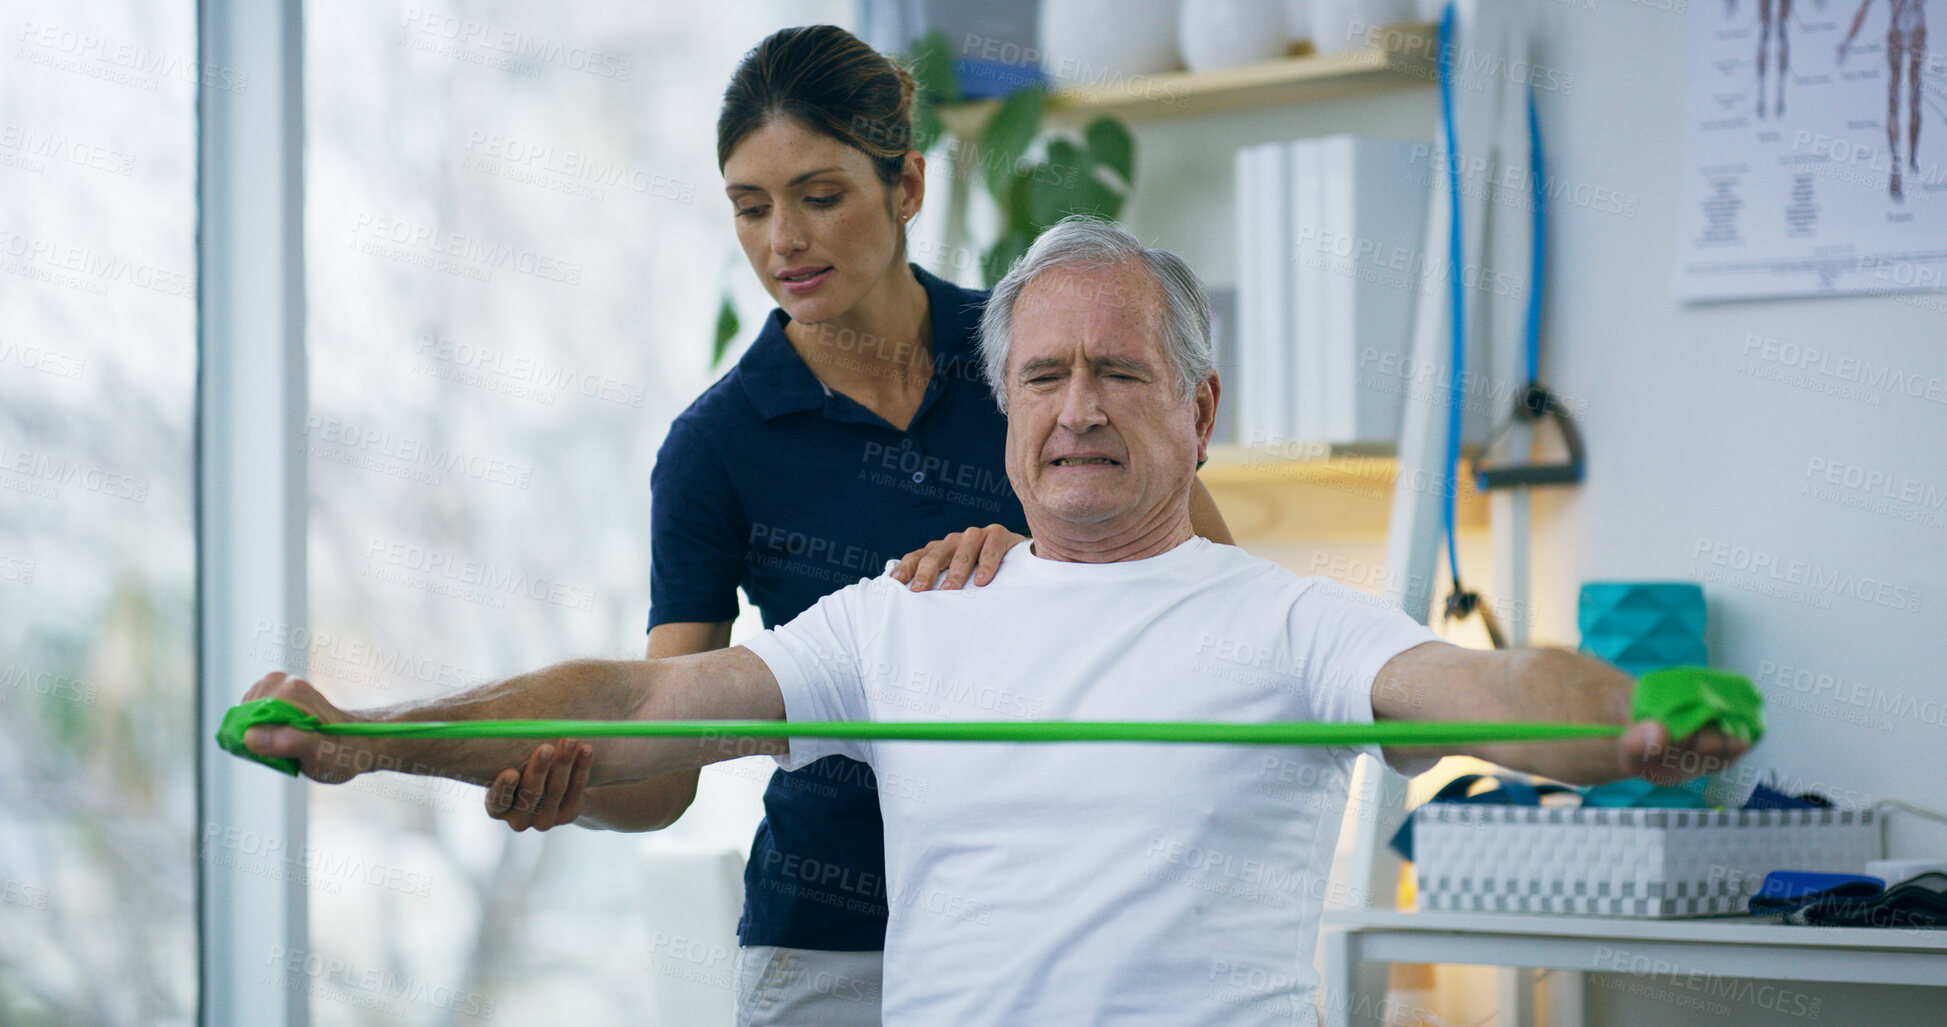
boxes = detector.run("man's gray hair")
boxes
[977,215,1214,412]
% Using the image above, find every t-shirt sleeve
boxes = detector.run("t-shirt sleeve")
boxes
[648,418,746,631]
[738,581,881,771]
[1288,578,1444,777]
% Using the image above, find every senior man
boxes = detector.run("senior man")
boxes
[244,216,1745,1025]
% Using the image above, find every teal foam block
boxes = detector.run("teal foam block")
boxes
[1578,582,1707,678]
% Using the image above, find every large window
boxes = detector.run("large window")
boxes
[0,1,199,1023]
[298,3,844,1023]
[7,2,858,1024]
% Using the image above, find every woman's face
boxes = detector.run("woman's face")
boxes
[722,118,918,326]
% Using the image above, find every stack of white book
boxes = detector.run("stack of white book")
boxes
[1234,135,1431,452]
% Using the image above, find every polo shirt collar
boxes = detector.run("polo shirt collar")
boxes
[737,262,978,422]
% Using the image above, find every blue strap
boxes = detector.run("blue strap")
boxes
[1438,2,1465,587]
[1439,8,1553,589]
[1523,87,1545,386]
[1750,872,1885,915]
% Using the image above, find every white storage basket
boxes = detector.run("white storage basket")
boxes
[1412,806,1881,917]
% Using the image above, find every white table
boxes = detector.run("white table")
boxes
[1319,909,1947,1027]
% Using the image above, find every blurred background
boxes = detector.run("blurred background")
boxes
[2,1,844,1023]
[6,0,1945,1024]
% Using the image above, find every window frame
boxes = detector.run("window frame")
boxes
[195,2,310,1024]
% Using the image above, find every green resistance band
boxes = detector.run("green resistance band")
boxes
[218,666,1760,778]
[1632,666,1765,745]
[216,699,1622,778]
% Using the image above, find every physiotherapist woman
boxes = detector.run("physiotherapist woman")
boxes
[480,24,1232,1026]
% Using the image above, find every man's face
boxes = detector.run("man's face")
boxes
[1002,260,1217,541]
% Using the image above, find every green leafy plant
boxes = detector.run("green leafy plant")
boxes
[712,294,739,367]
[906,31,1137,286]
[907,30,959,156]
[975,92,1134,285]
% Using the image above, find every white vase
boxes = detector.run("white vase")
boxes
[1311,0,1414,56]
[1180,0,1290,72]
[1284,0,1314,47]
[1040,0,1182,91]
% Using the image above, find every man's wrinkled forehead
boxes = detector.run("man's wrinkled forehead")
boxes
[1008,263,1166,371]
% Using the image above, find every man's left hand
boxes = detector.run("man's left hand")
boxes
[1619,720,1750,786]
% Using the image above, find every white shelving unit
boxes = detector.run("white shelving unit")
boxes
[1322,909,1947,1026]
[940,26,1442,548]
[939,25,1437,137]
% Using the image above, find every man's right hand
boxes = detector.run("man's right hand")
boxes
[240,671,371,784]
[485,739,592,831]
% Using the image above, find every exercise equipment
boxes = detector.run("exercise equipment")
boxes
[217,665,1756,778]
[218,698,1623,778]
[1629,666,1765,745]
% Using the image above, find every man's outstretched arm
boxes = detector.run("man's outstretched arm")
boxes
[241,646,787,788]
[1372,641,1749,785]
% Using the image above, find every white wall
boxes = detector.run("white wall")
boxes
[1521,2,1947,839]
[1117,5,1946,1023]
[1124,0,1945,843]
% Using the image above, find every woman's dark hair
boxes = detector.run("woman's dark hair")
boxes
[717,25,917,186]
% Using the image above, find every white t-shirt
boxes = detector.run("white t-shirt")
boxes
[741,535,1441,1026]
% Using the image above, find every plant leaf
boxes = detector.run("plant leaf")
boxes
[903,31,961,154]
[909,31,962,105]
[1044,137,1085,180]
[979,86,1046,202]
[1024,172,1063,230]
[912,101,944,154]
[1068,174,1124,222]
[1026,144,1084,228]
[982,228,1034,288]
[1005,170,1038,234]
[1083,117,1135,186]
[713,294,740,367]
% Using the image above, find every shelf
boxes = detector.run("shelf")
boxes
[1197,443,1486,542]
[938,23,1437,137]
[1323,908,1947,951]
[1322,908,1947,992]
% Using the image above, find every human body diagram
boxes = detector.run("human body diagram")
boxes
[1838,0,1929,200]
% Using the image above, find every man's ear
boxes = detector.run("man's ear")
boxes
[1194,373,1221,466]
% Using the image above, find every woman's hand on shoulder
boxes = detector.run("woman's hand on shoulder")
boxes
[889,524,1026,592]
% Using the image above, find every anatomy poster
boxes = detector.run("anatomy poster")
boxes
[1675,0,1947,301]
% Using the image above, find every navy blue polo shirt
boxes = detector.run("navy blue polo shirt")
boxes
[648,262,1029,951]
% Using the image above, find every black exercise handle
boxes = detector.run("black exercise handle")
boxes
[1475,382,1585,491]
